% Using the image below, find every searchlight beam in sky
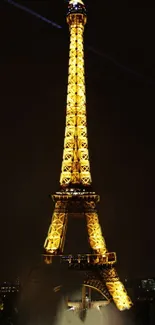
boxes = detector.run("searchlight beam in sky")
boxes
[5,0,62,29]
[4,0,154,85]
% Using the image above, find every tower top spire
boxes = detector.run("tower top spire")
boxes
[67,0,86,22]
[69,0,84,5]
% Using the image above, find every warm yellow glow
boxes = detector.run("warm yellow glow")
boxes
[0,302,4,311]
[60,13,91,186]
[106,280,133,310]
[104,267,133,310]
[69,0,84,5]
[85,201,107,255]
[44,200,68,253]
[44,2,133,312]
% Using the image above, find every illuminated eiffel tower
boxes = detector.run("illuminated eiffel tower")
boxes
[44,0,132,313]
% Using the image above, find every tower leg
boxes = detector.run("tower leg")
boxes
[101,267,133,310]
[84,201,133,310]
[85,201,107,255]
[44,200,68,254]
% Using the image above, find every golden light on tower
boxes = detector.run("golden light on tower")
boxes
[60,0,90,187]
[44,0,133,312]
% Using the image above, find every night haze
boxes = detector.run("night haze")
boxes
[0,0,155,286]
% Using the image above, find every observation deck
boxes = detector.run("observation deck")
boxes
[43,252,116,267]
[67,0,86,16]
[52,188,99,203]
[67,0,87,25]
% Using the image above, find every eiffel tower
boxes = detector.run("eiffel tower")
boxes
[44,0,132,314]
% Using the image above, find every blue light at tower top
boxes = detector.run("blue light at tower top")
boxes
[67,0,86,17]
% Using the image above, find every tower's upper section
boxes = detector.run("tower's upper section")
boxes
[60,0,91,188]
[67,0,87,25]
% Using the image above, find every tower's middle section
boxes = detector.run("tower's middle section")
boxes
[60,3,91,187]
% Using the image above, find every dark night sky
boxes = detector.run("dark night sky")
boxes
[0,0,155,281]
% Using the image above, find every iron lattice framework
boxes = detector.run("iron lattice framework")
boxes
[44,0,132,312]
[60,1,91,187]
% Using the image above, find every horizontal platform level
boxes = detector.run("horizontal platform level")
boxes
[53,192,100,203]
[43,252,116,266]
